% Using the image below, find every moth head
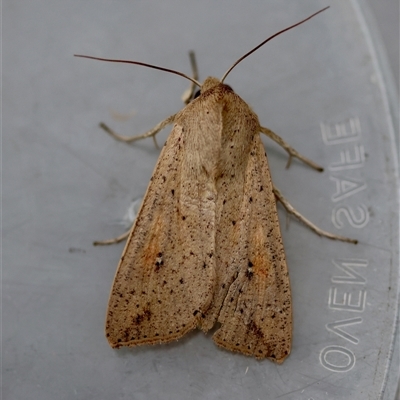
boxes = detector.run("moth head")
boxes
[201,77,222,93]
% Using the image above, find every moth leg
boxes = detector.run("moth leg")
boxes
[93,229,131,246]
[273,186,358,244]
[181,51,199,105]
[99,114,176,148]
[260,126,323,172]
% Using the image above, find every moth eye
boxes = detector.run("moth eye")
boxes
[193,90,201,100]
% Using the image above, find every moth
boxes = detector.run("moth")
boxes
[76,6,356,363]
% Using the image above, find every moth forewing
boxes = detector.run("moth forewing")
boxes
[212,132,291,363]
[105,117,217,348]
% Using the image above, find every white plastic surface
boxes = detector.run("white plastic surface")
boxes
[4,1,399,399]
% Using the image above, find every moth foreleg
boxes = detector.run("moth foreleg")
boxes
[93,228,131,246]
[273,186,358,244]
[260,126,323,172]
[99,114,176,148]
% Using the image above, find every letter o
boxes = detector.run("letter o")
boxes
[320,346,356,372]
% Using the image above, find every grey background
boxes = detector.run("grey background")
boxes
[366,0,398,91]
[3,1,399,399]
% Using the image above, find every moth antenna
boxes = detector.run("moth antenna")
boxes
[74,54,202,87]
[220,6,329,83]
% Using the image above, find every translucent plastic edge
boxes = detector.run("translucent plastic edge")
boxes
[351,1,400,399]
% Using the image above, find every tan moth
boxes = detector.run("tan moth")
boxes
[76,6,356,363]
